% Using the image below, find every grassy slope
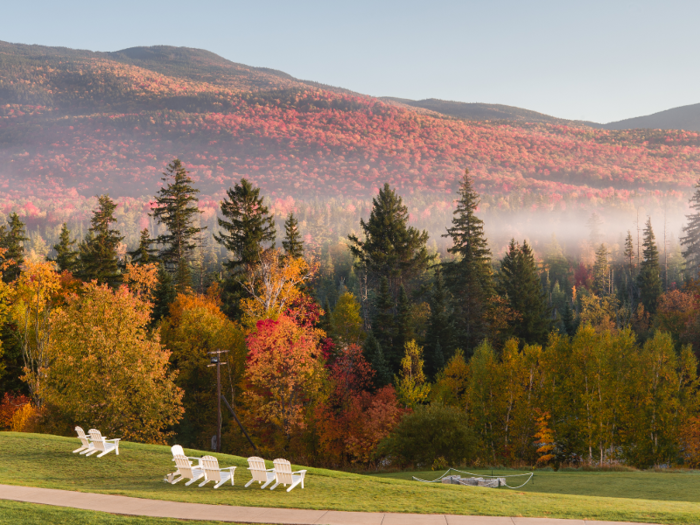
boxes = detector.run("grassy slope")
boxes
[0,500,258,525]
[1,433,700,524]
[373,468,700,503]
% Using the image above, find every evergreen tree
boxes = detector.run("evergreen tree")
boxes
[681,180,700,280]
[214,178,276,272]
[592,244,610,296]
[128,229,158,265]
[372,276,398,370]
[50,223,78,273]
[425,268,455,376]
[624,231,635,273]
[0,212,28,283]
[442,170,493,352]
[152,264,177,323]
[348,183,432,301]
[282,213,304,258]
[561,301,576,336]
[78,195,124,287]
[214,178,275,318]
[395,285,413,357]
[363,332,392,388]
[638,218,662,314]
[497,239,551,345]
[151,159,205,291]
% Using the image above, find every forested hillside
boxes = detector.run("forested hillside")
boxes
[2,40,700,235]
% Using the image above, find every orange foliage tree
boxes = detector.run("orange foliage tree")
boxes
[243,315,326,450]
[43,280,184,443]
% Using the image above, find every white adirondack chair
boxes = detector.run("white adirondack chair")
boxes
[171,454,205,486]
[198,455,236,489]
[166,445,204,483]
[245,456,275,488]
[87,429,120,458]
[73,426,94,455]
[270,458,306,492]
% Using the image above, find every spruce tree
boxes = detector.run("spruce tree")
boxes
[497,239,551,345]
[624,231,635,273]
[363,332,392,388]
[638,218,662,314]
[348,183,432,301]
[442,169,493,351]
[0,213,28,283]
[395,285,413,358]
[425,268,455,376]
[681,180,700,280]
[128,229,158,265]
[282,213,304,258]
[214,178,276,272]
[214,178,275,318]
[51,223,78,273]
[151,159,205,291]
[562,301,576,336]
[372,276,398,371]
[592,244,609,296]
[78,195,124,287]
[152,264,177,322]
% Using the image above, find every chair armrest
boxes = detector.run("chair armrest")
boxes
[104,438,121,443]
[221,466,237,471]
[292,469,307,477]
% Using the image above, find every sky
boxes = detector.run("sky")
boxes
[3,0,699,123]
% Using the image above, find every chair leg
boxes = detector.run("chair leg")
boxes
[262,477,274,489]
[85,449,98,457]
[270,482,279,490]
[185,474,203,486]
[245,479,254,488]
[198,478,210,487]
[287,480,301,492]
[73,446,85,453]
[171,475,184,485]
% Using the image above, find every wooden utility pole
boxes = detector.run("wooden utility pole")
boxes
[207,349,228,452]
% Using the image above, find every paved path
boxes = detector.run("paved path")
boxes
[0,484,657,525]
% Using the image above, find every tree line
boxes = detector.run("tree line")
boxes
[2,162,700,469]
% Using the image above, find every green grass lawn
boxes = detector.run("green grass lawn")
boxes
[372,467,700,503]
[2,432,700,524]
[0,500,264,525]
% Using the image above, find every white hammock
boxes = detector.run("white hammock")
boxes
[413,468,534,489]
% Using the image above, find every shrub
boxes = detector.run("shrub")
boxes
[379,404,476,468]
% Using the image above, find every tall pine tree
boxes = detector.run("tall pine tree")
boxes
[425,268,454,377]
[51,223,78,273]
[592,244,609,296]
[371,276,398,371]
[128,229,158,265]
[214,178,275,318]
[282,213,304,258]
[497,239,551,345]
[681,180,700,280]
[78,195,124,287]
[348,183,432,301]
[442,169,493,352]
[151,159,205,291]
[0,213,28,283]
[638,218,662,314]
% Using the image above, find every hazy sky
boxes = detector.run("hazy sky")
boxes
[4,0,699,123]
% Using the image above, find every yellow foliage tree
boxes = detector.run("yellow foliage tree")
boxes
[160,289,246,449]
[394,340,430,408]
[12,260,62,407]
[240,250,315,325]
[43,281,184,443]
[330,292,365,346]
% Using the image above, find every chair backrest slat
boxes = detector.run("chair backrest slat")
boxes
[171,445,185,457]
[88,429,105,452]
[273,458,293,485]
[75,426,90,446]
[248,456,269,482]
[201,455,221,482]
[174,454,195,478]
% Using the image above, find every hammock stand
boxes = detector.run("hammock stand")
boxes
[413,468,534,489]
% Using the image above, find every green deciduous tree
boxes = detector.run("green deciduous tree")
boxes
[151,159,205,291]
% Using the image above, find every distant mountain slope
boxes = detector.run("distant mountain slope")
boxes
[604,103,700,132]
[381,97,601,127]
[1,41,699,221]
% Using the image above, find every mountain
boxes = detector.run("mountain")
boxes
[604,103,700,132]
[0,40,699,230]
[380,97,601,128]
